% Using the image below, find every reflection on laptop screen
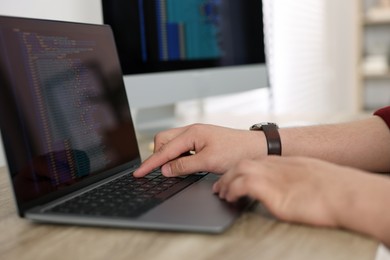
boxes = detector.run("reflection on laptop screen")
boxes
[0,17,140,204]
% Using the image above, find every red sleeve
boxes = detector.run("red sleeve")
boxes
[374,106,390,129]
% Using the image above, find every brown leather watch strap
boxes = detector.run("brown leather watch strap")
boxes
[250,123,282,155]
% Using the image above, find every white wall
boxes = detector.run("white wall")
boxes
[0,0,102,167]
[326,0,360,113]
[265,0,359,115]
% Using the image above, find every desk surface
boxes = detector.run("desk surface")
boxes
[0,166,379,260]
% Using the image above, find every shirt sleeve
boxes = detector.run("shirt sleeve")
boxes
[374,106,390,130]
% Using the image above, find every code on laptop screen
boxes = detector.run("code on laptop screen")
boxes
[0,16,140,206]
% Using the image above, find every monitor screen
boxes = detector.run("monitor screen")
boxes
[102,0,268,130]
[102,0,266,75]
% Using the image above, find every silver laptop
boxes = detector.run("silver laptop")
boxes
[0,15,251,233]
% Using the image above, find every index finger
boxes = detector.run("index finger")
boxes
[133,130,195,177]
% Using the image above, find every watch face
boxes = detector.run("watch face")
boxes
[250,122,278,131]
[249,124,263,130]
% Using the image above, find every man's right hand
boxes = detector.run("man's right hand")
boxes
[133,123,267,177]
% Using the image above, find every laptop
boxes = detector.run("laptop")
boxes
[0,15,251,233]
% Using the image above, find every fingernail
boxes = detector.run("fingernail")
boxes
[161,164,172,176]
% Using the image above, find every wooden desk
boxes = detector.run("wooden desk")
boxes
[0,166,379,260]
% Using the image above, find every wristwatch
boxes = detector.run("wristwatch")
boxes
[249,122,282,156]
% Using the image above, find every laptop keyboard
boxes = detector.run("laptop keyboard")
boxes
[47,169,205,218]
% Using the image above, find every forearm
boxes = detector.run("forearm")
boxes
[279,116,390,172]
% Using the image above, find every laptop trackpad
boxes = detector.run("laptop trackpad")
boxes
[138,174,244,233]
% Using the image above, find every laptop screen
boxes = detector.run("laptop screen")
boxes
[0,16,141,209]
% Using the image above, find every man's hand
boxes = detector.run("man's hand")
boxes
[134,124,267,177]
[213,156,390,245]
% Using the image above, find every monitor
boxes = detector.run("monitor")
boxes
[102,0,268,130]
